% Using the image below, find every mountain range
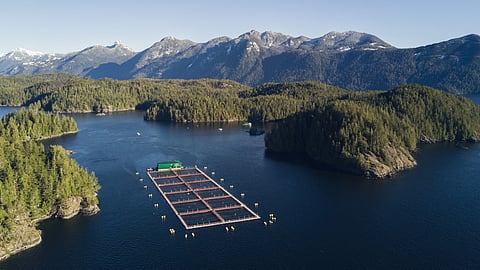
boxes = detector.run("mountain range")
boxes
[1,30,479,94]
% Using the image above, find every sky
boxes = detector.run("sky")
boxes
[1,0,479,54]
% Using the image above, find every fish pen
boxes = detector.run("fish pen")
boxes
[146,166,260,230]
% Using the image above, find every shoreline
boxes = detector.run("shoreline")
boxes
[0,203,99,262]
[0,104,22,107]
[58,108,137,114]
[0,107,100,263]
[0,234,42,262]
[34,130,79,141]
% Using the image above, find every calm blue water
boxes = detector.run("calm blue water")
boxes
[1,104,480,269]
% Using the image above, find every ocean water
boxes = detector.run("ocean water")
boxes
[0,104,479,269]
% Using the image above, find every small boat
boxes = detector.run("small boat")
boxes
[136,132,141,136]
[218,128,223,131]
[242,122,252,128]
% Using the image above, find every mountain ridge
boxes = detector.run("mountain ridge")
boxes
[1,30,479,93]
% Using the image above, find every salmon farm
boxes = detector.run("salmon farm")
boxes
[146,162,260,230]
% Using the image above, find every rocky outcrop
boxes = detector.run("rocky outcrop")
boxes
[0,213,41,261]
[0,197,99,262]
[54,196,100,219]
[363,145,417,178]
[54,196,83,219]
[80,204,101,216]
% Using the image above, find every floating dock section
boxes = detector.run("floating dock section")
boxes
[146,166,260,230]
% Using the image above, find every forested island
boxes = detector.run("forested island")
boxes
[265,85,480,177]
[1,74,480,178]
[0,106,100,261]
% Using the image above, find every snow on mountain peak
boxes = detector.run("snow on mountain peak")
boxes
[106,41,134,52]
[303,31,393,51]
[106,40,123,48]
[12,48,46,56]
[236,30,296,48]
[1,48,51,62]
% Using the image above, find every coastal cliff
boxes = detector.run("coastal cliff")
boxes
[362,145,417,178]
[55,196,100,219]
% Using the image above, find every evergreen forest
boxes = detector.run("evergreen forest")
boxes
[1,74,480,178]
[265,85,480,177]
[0,105,99,258]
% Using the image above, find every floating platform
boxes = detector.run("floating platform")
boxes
[146,166,260,230]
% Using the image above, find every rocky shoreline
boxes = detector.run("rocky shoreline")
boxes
[55,196,100,219]
[0,199,99,262]
[34,130,79,141]
[362,145,417,178]
[0,232,42,262]
[307,145,418,179]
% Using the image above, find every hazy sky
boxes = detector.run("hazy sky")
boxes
[1,0,478,54]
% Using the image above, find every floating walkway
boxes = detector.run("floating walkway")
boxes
[146,166,260,230]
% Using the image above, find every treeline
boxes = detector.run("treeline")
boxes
[0,74,76,105]
[0,108,99,258]
[0,75,348,123]
[144,93,311,122]
[265,85,480,177]
[2,75,480,177]
[145,81,348,122]
[0,104,77,141]
[0,75,249,114]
